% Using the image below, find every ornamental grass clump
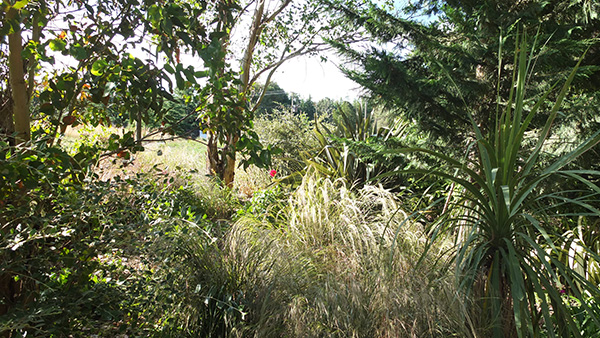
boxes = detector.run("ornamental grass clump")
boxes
[210,171,471,337]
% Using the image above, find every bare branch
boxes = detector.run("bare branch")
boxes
[240,0,267,90]
[248,39,330,87]
[262,0,292,26]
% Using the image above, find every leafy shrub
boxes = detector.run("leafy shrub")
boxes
[164,168,239,222]
[0,140,235,337]
[237,184,287,222]
[252,109,319,175]
[0,143,140,336]
[146,89,201,138]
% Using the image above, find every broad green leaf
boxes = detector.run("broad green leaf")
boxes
[164,18,173,36]
[176,31,193,46]
[183,67,196,83]
[12,0,30,10]
[49,39,66,52]
[91,59,108,76]
[175,72,184,89]
[147,4,161,24]
[70,45,87,60]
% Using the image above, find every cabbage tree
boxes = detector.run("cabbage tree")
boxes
[394,31,600,337]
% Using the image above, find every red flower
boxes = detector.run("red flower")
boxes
[269,169,277,178]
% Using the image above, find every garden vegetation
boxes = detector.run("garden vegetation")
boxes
[1,0,600,337]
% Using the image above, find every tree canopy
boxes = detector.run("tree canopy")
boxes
[326,0,600,145]
[0,0,362,187]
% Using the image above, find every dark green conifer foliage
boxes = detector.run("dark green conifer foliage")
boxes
[326,0,600,146]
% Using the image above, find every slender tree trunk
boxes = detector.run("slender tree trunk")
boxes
[206,130,220,177]
[206,129,238,188]
[2,12,33,337]
[0,89,15,145]
[136,111,142,144]
[7,7,30,144]
[240,0,265,92]
[205,4,237,188]
[205,0,291,188]
[221,134,238,188]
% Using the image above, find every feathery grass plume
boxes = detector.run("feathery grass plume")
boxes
[149,171,470,336]
[220,171,471,337]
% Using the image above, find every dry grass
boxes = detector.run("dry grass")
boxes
[211,171,472,337]
[234,165,274,199]
[136,139,206,172]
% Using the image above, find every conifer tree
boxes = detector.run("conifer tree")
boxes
[326,0,600,146]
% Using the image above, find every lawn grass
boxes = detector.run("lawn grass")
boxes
[137,139,207,172]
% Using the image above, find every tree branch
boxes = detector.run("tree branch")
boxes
[262,0,292,26]
[26,12,42,100]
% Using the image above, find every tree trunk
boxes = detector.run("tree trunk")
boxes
[221,134,238,188]
[136,111,142,144]
[7,7,30,144]
[206,130,220,177]
[0,88,15,145]
[221,152,236,188]
[2,12,33,336]
[206,130,238,188]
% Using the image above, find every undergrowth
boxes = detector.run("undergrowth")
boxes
[2,141,467,337]
[163,172,472,337]
[0,140,237,336]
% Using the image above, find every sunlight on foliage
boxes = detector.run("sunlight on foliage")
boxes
[392,31,600,337]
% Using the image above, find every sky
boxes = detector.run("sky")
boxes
[269,52,363,102]
[45,1,369,103]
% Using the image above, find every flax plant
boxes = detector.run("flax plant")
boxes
[395,32,600,337]
[308,103,405,185]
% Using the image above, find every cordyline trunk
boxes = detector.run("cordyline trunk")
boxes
[7,7,30,144]
[472,263,518,337]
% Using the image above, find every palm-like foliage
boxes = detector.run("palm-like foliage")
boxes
[396,32,600,337]
[308,102,406,185]
[558,217,600,291]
